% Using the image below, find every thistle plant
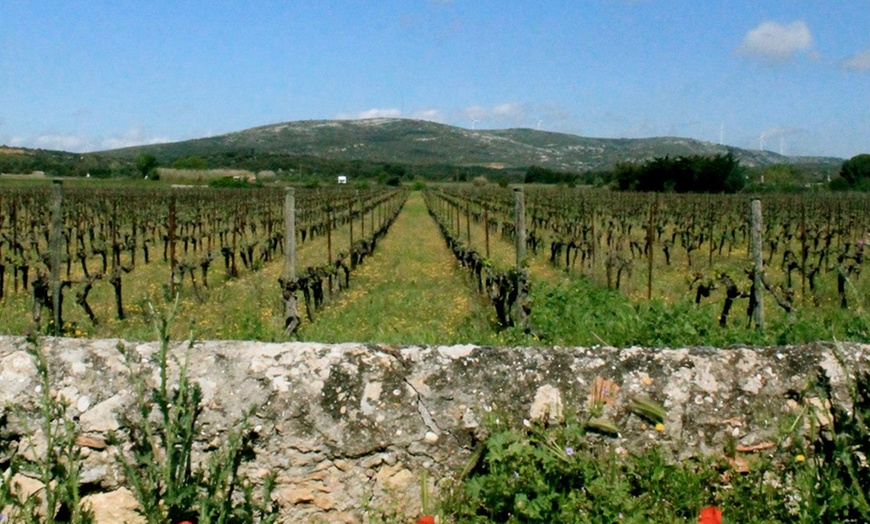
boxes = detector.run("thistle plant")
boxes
[0,341,94,524]
[113,296,277,523]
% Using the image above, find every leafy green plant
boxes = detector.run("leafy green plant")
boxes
[439,359,870,523]
[112,297,277,523]
[0,342,94,523]
[440,414,722,523]
[797,365,870,522]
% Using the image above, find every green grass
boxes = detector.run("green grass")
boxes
[478,273,868,348]
[299,192,499,345]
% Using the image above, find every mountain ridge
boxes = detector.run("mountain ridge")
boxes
[98,118,843,173]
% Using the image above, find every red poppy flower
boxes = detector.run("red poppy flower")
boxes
[416,516,435,524]
[699,506,722,524]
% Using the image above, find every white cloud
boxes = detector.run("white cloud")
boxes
[844,49,870,72]
[408,108,445,122]
[335,108,402,120]
[461,102,527,128]
[7,128,168,152]
[334,107,446,123]
[326,102,566,132]
[492,102,522,117]
[33,134,94,152]
[100,128,169,150]
[738,21,813,61]
[760,126,804,140]
[620,121,658,139]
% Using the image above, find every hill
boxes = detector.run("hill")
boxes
[99,118,842,174]
[3,120,844,180]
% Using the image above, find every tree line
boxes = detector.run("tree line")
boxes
[4,144,868,193]
[612,153,746,193]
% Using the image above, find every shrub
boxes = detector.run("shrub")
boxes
[208,176,263,189]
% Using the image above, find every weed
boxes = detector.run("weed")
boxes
[438,362,870,523]
[112,297,278,523]
[0,341,94,523]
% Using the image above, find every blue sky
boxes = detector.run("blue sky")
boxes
[1,1,868,158]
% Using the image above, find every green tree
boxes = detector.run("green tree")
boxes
[613,153,744,194]
[136,153,159,178]
[838,154,870,190]
[524,165,578,184]
[171,156,208,170]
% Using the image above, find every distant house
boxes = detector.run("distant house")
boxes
[337,175,347,184]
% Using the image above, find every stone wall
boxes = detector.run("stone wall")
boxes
[1,336,867,523]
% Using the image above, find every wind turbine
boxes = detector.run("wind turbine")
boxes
[780,137,785,156]
[759,132,766,151]
[537,119,543,131]
[471,117,479,130]
[719,124,724,146]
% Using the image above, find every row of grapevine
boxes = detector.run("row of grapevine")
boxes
[423,189,530,329]
[0,183,406,336]
[433,185,869,329]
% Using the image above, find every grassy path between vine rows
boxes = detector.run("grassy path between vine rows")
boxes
[299,192,500,345]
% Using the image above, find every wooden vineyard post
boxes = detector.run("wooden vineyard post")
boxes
[168,193,178,297]
[280,188,300,335]
[708,205,714,267]
[50,181,63,335]
[466,200,471,244]
[349,198,354,266]
[356,191,363,250]
[454,200,460,238]
[590,208,596,277]
[327,204,333,264]
[750,198,765,331]
[514,187,530,330]
[484,202,490,259]
[514,188,526,266]
[327,203,334,295]
[800,204,807,305]
[284,188,296,280]
[131,212,138,267]
[11,199,18,293]
[647,197,656,301]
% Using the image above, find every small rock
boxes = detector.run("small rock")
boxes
[75,435,107,450]
[530,384,563,423]
[76,395,91,413]
[279,487,315,505]
[80,395,125,433]
[82,488,144,524]
[313,494,335,511]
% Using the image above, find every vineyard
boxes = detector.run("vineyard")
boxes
[0,182,407,340]
[0,181,868,346]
